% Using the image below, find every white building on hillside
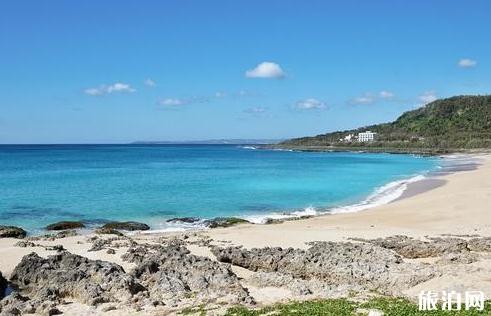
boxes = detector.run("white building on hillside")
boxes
[358,131,376,142]
[339,133,355,142]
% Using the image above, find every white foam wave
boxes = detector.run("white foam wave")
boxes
[142,220,208,234]
[272,148,294,152]
[143,174,428,231]
[244,174,427,223]
[244,206,319,224]
[330,174,426,214]
[239,146,257,150]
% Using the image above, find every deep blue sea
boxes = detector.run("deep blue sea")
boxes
[0,145,440,233]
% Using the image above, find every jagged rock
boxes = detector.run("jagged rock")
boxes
[46,245,64,252]
[87,238,110,252]
[352,235,469,258]
[47,307,62,315]
[87,236,136,252]
[0,292,30,315]
[437,252,478,264]
[121,246,155,264]
[45,221,85,231]
[212,241,437,295]
[14,241,36,248]
[249,272,312,296]
[263,216,313,225]
[203,217,250,228]
[123,243,254,306]
[166,217,201,224]
[122,241,189,266]
[14,241,63,252]
[51,229,79,238]
[10,252,145,306]
[468,237,491,252]
[101,221,150,231]
[26,230,78,242]
[106,249,116,255]
[95,227,124,236]
[263,218,284,225]
[0,226,26,239]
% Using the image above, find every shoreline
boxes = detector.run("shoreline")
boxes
[1,152,484,240]
[2,150,444,236]
[135,152,481,233]
[199,152,491,248]
[268,145,491,156]
[1,153,490,315]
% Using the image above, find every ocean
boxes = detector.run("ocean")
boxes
[0,144,440,233]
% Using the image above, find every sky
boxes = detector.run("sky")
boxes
[1,0,490,144]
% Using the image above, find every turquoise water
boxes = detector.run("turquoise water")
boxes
[0,145,439,233]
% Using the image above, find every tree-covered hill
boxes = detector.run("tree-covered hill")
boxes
[279,95,491,152]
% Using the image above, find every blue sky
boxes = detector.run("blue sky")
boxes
[1,1,490,144]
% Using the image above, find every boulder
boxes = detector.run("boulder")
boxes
[203,217,250,228]
[468,237,491,252]
[351,235,469,258]
[94,227,124,236]
[101,221,150,231]
[0,226,26,239]
[87,236,136,252]
[0,292,30,315]
[45,221,85,231]
[123,243,254,306]
[166,217,201,224]
[10,252,145,306]
[211,240,437,295]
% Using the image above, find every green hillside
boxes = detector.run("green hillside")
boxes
[279,95,491,153]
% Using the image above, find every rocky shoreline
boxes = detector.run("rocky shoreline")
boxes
[1,229,491,315]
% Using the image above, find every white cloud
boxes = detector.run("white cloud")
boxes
[107,83,135,93]
[144,79,156,87]
[245,62,285,79]
[458,58,477,68]
[294,98,327,110]
[418,91,437,105]
[379,90,395,99]
[158,96,210,107]
[350,93,375,105]
[84,82,135,96]
[159,98,186,106]
[84,88,105,96]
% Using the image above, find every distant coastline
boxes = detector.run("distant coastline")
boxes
[131,138,283,145]
[268,144,491,155]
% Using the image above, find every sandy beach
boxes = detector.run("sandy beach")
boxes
[1,153,490,315]
[203,153,491,248]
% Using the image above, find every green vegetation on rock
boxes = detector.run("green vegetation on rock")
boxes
[204,217,250,228]
[280,95,491,153]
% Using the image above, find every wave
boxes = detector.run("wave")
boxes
[238,146,257,150]
[244,206,319,224]
[242,174,427,223]
[142,219,208,234]
[329,174,425,214]
[144,173,429,232]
